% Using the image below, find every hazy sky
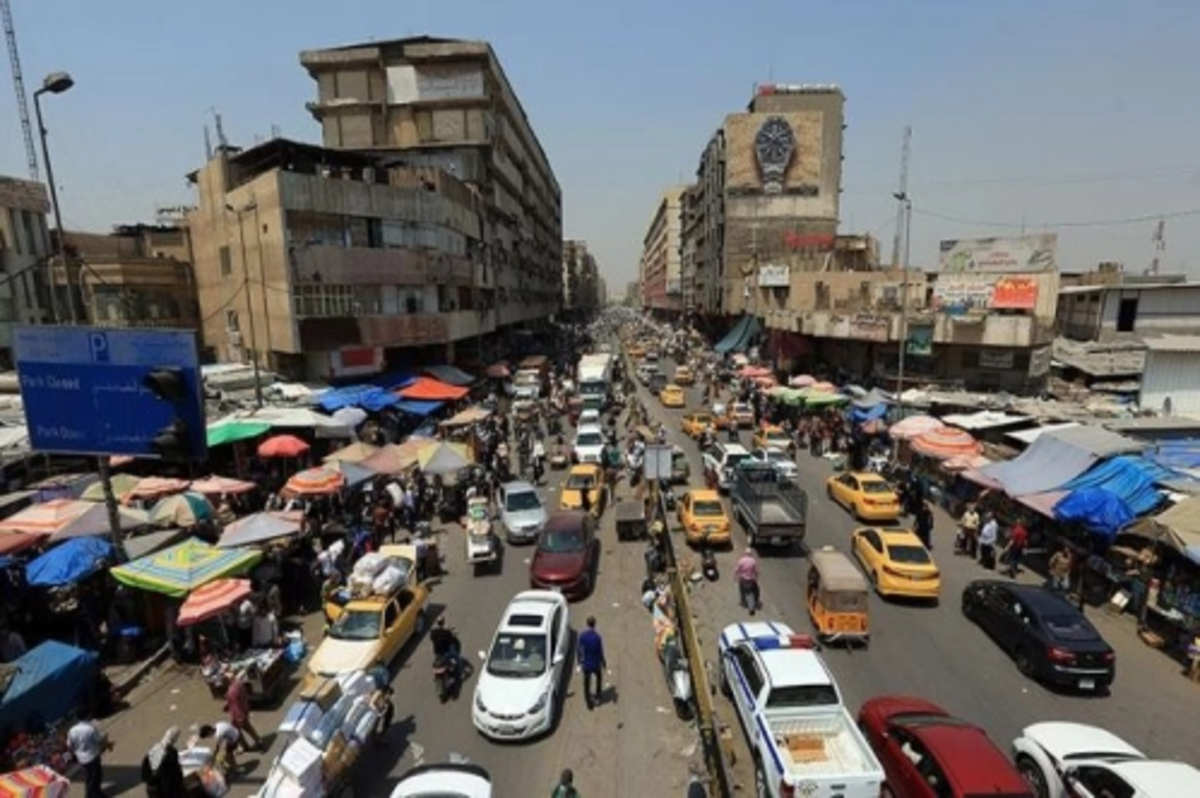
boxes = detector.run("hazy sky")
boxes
[4,0,1200,290]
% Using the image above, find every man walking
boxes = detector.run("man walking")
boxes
[577,616,606,710]
[734,548,761,615]
[978,512,999,571]
[68,714,111,798]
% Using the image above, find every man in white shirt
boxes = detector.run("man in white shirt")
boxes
[199,720,241,772]
[68,716,110,798]
[250,604,279,649]
[979,513,999,570]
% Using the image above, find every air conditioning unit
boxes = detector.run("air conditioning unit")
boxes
[228,331,242,347]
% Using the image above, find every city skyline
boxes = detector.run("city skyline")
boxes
[4,0,1200,288]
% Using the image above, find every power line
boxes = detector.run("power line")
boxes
[911,205,1200,230]
[843,164,1200,195]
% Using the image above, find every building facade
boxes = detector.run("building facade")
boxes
[299,36,562,330]
[188,139,498,381]
[562,239,600,319]
[639,186,686,319]
[62,225,198,330]
[1057,277,1200,342]
[0,176,52,367]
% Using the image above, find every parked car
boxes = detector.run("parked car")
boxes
[472,590,571,741]
[390,762,492,797]
[961,581,1116,691]
[850,526,940,601]
[858,695,1031,798]
[499,480,547,544]
[826,472,901,521]
[529,511,598,599]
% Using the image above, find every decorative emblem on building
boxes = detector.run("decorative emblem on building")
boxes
[754,116,796,194]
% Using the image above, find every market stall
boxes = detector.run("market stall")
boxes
[0,641,99,774]
[0,765,70,797]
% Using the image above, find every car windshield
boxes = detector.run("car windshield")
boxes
[505,491,541,512]
[566,473,596,490]
[727,454,749,468]
[486,632,549,678]
[693,415,711,424]
[887,544,931,564]
[764,450,788,463]
[576,432,604,447]
[539,528,584,553]
[1044,614,1098,641]
[861,480,893,494]
[328,609,381,641]
[693,500,724,517]
[766,685,840,709]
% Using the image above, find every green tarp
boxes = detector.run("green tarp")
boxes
[207,421,271,447]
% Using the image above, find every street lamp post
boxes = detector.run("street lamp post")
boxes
[227,202,265,409]
[893,191,913,408]
[33,71,76,325]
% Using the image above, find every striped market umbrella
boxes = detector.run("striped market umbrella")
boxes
[128,476,191,501]
[110,537,262,598]
[258,434,311,459]
[911,425,983,460]
[889,414,942,441]
[80,473,141,502]
[148,492,214,528]
[284,466,346,496]
[189,475,257,496]
[177,578,253,627]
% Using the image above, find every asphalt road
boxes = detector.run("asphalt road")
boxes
[637,357,1200,784]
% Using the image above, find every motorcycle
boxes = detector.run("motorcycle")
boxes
[660,632,693,720]
[433,646,462,703]
[662,485,677,513]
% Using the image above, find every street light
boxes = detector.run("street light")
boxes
[227,201,265,408]
[893,191,913,408]
[33,71,76,324]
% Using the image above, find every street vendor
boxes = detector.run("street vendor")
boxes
[250,602,281,649]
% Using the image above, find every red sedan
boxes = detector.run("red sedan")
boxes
[529,511,597,600]
[857,695,1031,798]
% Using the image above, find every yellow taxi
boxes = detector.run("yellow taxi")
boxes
[559,463,607,516]
[752,424,793,454]
[673,366,696,386]
[677,488,731,546]
[710,402,731,430]
[681,412,714,439]
[310,554,429,676]
[626,345,646,361]
[728,401,755,428]
[826,471,902,521]
[660,383,687,408]
[850,526,941,600]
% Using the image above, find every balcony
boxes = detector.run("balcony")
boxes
[298,245,475,287]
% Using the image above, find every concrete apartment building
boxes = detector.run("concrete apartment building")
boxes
[187,138,496,380]
[298,36,562,330]
[61,225,198,330]
[0,176,52,366]
[562,239,600,320]
[640,186,686,319]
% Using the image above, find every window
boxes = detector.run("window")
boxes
[226,310,239,332]
[732,648,764,696]
[1070,766,1134,798]
[293,284,355,317]
[384,602,399,629]
[219,245,232,277]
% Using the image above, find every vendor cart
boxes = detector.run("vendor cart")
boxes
[464,496,498,575]
[615,500,647,541]
[201,647,290,705]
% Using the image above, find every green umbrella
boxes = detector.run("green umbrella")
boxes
[81,473,141,502]
[207,420,271,447]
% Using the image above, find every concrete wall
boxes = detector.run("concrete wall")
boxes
[1140,350,1200,416]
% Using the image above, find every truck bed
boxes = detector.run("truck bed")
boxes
[767,714,879,777]
[757,502,804,526]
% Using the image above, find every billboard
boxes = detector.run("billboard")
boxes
[758,264,790,288]
[848,314,889,342]
[939,234,1057,273]
[932,280,994,314]
[991,276,1039,310]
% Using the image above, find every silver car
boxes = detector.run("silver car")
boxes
[499,480,547,544]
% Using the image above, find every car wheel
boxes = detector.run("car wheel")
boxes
[1016,755,1050,798]
[1016,648,1036,678]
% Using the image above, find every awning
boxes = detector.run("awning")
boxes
[398,377,469,402]
[441,406,492,427]
[1005,422,1080,446]
[396,400,444,417]
[1054,488,1134,540]
[1058,455,1168,517]
[110,537,262,597]
[218,512,301,548]
[1145,439,1200,471]
[207,420,272,447]
[941,411,1030,432]
[1015,490,1068,518]
[0,532,45,557]
[911,426,983,461]
[424,365,476,387]
[1129,498,1200,563]
[26,537,114,587]
[315,385,400,413]
[370,371,416,391]
[714,316,752,354]
[1050,425,1144,459]
[981,430,1102,496]
[851,389,890,410]
[360,440,425,475]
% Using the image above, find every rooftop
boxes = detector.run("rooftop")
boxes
[1142,334,1200,353]
[1053,338,1146,378]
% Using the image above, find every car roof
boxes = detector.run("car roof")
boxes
[719,443,749,455]
[568,463,601,474]
[1021,722,1144,761]
[983,580,1082,613]
[849,471,887,482]
[544,511,588,532]
[875,527,924,546]
[909,722,1029,792]
[1110,760,1200,792]
[502,480,537,494]
[688,489,721,501]
[576,423,603,433]
[760,647,835,689]
[500,592,562,630]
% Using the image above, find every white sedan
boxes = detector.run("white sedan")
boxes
[572,425,606,465]
[1012,721,1200,798]
[749,446,799,480]
[390,762,492,798]
[472,590,570,741]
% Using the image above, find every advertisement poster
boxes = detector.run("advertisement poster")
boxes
[939,234,1057,273]
[991,276,1039,310]
[906,324,934,356]
[848,314,890,342]
[933,281,994,314]
[979,349,1015,370]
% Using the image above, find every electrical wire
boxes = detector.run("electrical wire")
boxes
[910,205,1200,230]
[200,283,246,324]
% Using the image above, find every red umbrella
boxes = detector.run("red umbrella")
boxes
[177,578,252,627]
[257,434,310,458]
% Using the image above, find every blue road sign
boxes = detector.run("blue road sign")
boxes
[14,326,207,460]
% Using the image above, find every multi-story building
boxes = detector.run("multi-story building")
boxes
[639,186,687,320]
[299,36,562,331]
[61,225,198,330]
[0,176,52,367]
[1057,271,1200,342]
[187,138,497,381]
[562,239,600,319]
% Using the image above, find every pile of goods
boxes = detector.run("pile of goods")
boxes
[0,764,70,797]
[1,724,71,774]
[257,670,390,797]
[347,552,407,599]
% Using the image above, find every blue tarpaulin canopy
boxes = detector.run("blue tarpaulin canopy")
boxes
[0,641,98,734]
[714,316,758,354]
[1054,488,1134,540]
[1059,455,1169,517]
[849,403,888,424]
[25,537,114,587]
[1146,439,1200,471]
[315,385,399,413]
[396,400,444,417]
[371,372,416,391]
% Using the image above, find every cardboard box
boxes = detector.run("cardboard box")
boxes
[299,678,342,712]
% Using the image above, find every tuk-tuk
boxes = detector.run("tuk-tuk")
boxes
[615,500,647,541]
[464,496,498,575]
[805,547,869,646]
[671,446,690,484]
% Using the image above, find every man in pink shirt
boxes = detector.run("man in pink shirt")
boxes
[734,548,761,615]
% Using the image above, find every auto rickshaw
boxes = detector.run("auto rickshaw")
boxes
[615,500,647,541]
[805,547,870,647]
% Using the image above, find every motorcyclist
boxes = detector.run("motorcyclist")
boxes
[430,617,462,678]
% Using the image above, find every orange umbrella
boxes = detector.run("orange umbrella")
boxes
[128,476,191,501]
[189,475,257,495]
[0,499,94,535]
[283,466,346,496]
[911,425,983,460]
[177,578,252,627]
[258,434,310,458]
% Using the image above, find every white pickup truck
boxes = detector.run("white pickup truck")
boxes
[718,621,884,798]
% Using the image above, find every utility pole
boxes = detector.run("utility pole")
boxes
[228,202,264,408]
[890,126,912,271]
[894,194,913,407]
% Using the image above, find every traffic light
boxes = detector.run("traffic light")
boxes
[144,367,191,462]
